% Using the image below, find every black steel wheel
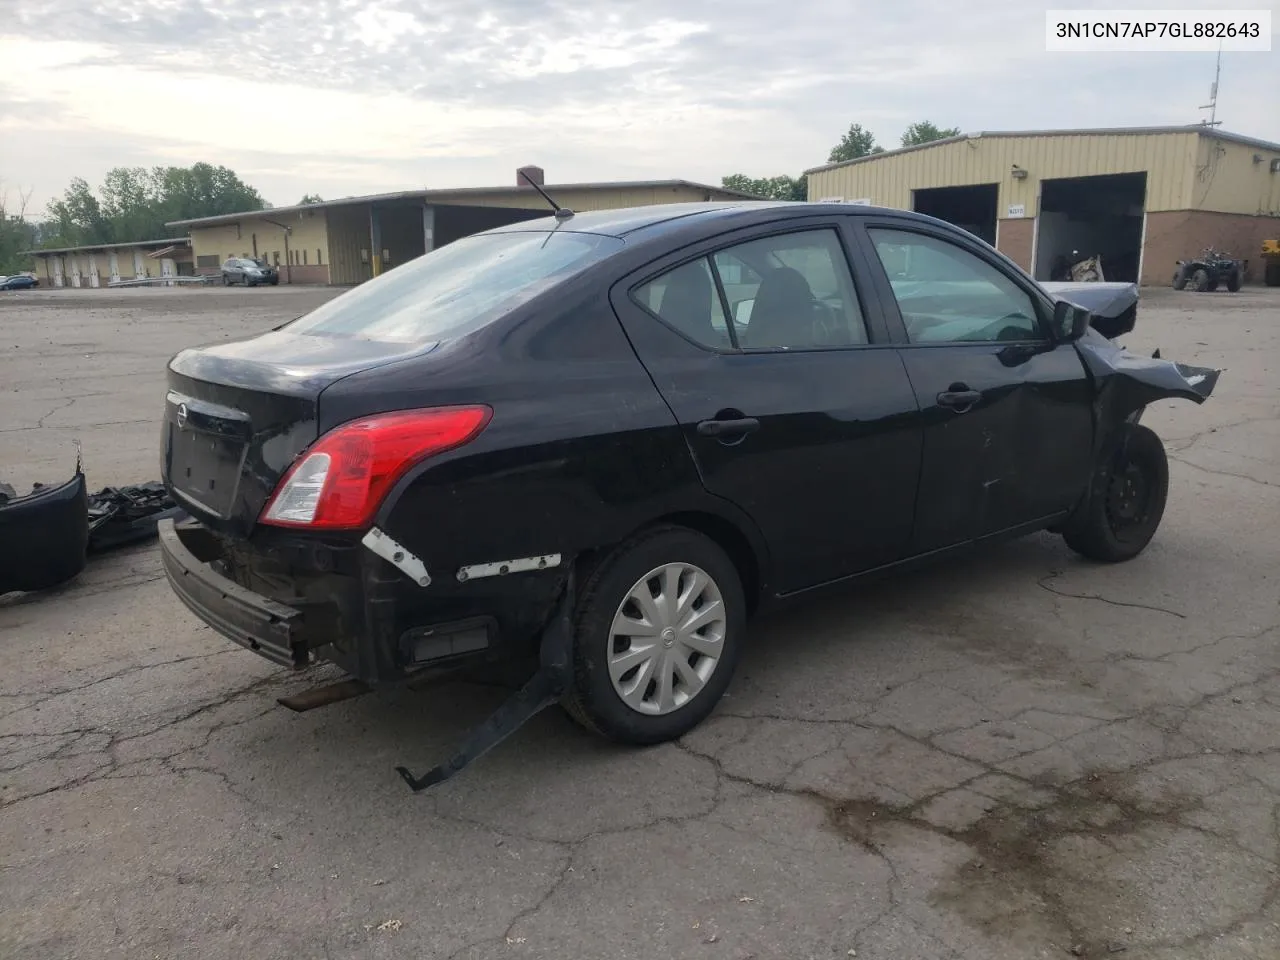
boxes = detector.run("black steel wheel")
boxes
[562,525,746,745]
[1062,424,1169,563]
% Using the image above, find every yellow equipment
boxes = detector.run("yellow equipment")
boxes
[1264,239,1280,287]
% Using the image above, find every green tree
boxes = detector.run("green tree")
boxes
[45,177,112,247]
[828,123,885,164]
[0,185,40,275]
[721,174,807,201]
[298,194,324,205]
[38,163,268,250]
[900,121,961,147]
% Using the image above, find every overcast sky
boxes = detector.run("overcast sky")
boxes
[2,0,1277,213]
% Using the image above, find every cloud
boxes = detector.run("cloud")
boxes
[2,0,1278,210]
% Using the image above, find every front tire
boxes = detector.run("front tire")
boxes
[562,526,746,745]
[1226,269,1241,292]
[1062,424,1169,563]
[1190,267,1210,292]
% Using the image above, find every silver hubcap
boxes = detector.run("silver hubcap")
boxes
[608,562,726,716]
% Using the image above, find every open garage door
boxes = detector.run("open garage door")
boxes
[912,184,998,246]
[1034,172,1146,283]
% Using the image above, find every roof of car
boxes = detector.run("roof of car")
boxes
[483,200,938,240]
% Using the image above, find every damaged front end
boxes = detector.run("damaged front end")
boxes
[1041,280,1139,340]
[1075,327,1221,439]
[0,458,90,594]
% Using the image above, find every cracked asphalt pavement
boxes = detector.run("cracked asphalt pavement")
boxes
[2,285,1278,960]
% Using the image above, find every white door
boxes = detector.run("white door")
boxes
[161,258,175,285]
[87,254,100,288]
[71,257,82,287]
[53,257,65,287]
[133,251,145,279]
[108,252,121,284]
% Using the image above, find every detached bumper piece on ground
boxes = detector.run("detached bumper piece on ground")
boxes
[0,461,184,595]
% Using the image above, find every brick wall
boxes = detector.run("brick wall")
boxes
[1142,210,1280,286]
[995,217,1034,273]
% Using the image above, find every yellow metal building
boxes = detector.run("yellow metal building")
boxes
[805,126,1280,285]
[167,170,758,286]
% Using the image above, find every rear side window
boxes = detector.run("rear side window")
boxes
[634,259,732,350]
[633,228,868,352]
[288,231,623,343]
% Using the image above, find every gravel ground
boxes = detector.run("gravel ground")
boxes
[2,283,1278,960]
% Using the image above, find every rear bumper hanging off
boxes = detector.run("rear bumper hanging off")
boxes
[159,518,309,668]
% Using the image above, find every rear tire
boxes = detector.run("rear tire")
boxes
[1062,424,1169,563]
[1172,268,1188,290]
[1226,269,1242,292]
[1190,268,1210,292]
[562,525,746,745]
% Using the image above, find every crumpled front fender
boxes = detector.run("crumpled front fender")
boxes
[1073,328,1221,450]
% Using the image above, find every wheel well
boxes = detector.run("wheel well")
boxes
[573,512,764,614]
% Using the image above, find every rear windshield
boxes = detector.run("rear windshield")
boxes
[287,230,623,342]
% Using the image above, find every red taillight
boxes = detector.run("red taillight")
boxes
[260,405,492,530]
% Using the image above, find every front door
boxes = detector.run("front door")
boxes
[857,222,1094,553]
[611,222,923,595]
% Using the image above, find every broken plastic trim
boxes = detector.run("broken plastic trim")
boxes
[395,569,576,791]
[361,527,431,587]
[456,553,562,582]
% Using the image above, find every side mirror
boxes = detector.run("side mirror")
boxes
[1053,300,1091,341]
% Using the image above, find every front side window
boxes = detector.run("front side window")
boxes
[288,230,622,343]
[869,228,1043,344]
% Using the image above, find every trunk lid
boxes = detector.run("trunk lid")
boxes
[162,330,439,536]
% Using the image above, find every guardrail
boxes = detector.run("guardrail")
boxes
[106,276,217,288]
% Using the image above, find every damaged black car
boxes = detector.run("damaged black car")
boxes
[158,201,1219,783]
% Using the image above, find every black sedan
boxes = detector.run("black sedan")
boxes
[0,274,38,290]
[158,201,1219,766]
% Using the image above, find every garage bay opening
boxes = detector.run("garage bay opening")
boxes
[912,184,998,247]
[1034,172,1147,283]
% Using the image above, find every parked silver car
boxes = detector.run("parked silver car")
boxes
[221,258,279,287]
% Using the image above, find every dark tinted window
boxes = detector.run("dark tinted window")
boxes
[715,229,868,350]
[288,231,623,342]
[869,228,1043,343]
[634,258,732,350]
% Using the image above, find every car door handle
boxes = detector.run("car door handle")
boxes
[696,417,760,438]
[937,388,982,410]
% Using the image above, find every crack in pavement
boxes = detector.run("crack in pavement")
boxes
[1169,453,1280,489]
[1036,574,1187,619]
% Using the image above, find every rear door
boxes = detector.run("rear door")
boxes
[853,219,1094,553]
[610,218,923,595]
